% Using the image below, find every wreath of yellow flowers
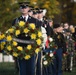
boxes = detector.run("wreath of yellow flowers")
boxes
[5,21,43,60]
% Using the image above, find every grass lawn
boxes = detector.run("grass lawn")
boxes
[0,62,76,75]
[0,62,18,75]
[63,67,76,75]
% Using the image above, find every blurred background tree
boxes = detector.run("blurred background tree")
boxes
[0,0,76,32]
[0,0,19,32]
[58,0,76,25]
[0,0,60,32]
[30,0,60,18]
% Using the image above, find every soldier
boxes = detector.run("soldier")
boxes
[38,9,50,75]
[46,19,54,37]
[12,2,41,28]
[52,24,67,75]
[64,28,75,72]
[64,23,69,30]
[12,2,41,75]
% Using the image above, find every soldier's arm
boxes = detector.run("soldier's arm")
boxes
[12,18,19,26]
[61,34,67,53]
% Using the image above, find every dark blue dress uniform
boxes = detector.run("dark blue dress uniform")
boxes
[44,20,54,75]
[38,19,50,75]
[12,15,41,75]
[52,24,67,75]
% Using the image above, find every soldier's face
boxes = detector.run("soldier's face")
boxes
[20,7,29,14]
[38,13,43,19]
[33,14,38,19]
[49,21,53,27]
[59,27,64,32]
[28,11,33,16]
[64,24,69,29]
[56,27,63,32]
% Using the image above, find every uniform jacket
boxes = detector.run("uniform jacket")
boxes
[54,32,67,53]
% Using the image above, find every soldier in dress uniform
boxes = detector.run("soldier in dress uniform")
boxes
[37,8,51,75]
[45,19,54,75]
[52,24,67,75]
[63,28,75,72]
[12,2,41,75]
[31,8,44,75]
[32,8,47,75]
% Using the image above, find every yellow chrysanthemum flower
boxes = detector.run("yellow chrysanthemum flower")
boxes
[1,42,6,45]
[19,21,25,27]
[8,28,14,33]
[35,48,40,54]
[13,52,18,57]
[27,45,32,50]
[1,44,4,50]
[17,46,23,51]
[24,55,31,60]
[13,41,18,46]
[31,34,36,39]
[7,46,12,51]
[36,39,42,45]
[1,34,5,38]
[29,23,35,29]
[0,34,5,40]
[24,28,29,33]
[6,35,12,41]
[0,42,5,50]
[15,30,20,36]
[38,31,42,37]
[0,35,2,40]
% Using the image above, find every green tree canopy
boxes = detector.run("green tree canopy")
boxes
[0,0,60,32]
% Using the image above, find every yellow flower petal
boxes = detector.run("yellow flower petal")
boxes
[24,28,29,33]
[6,35,12,41]
[13,41,18,46]
[7,46,12,51]
[13,52,18,57]
[1,42,6,45]
[17,46,23,51]
[0,35,2,40]
[1,44,4,50]
[19,21,25,27]
[29,23,35,29]
[38,31,42,37]
[8,28,14,33]
[31,34,36,39]
[24,55,31,60]
[0,34,5,40]
[35,48,40,54]
[27,45,32,50]
[15,30,20,36]
[36,39,42,45]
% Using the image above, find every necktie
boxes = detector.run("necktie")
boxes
[23,17,26,22]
